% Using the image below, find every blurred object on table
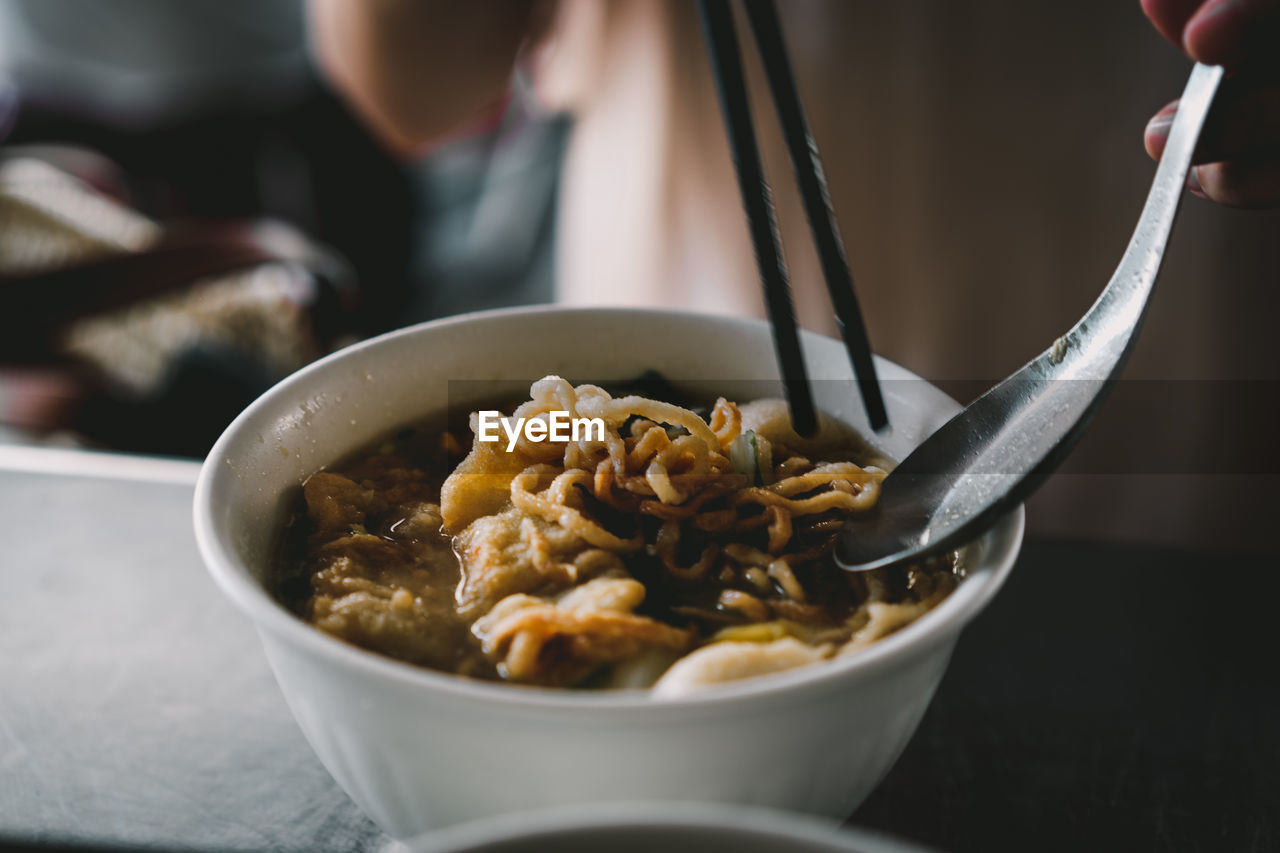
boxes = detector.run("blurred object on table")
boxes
[0,154,355,456]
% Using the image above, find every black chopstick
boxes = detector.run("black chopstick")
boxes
[741,0,888,431]
[696,0,818,437]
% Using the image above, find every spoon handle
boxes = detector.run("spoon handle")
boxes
[836,63,1223,572]
[1058,62,1223,382]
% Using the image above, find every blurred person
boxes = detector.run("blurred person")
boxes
[0,0,572,456]
[311,0,1280,551]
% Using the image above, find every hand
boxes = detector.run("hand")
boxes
[1141,0,1280,207]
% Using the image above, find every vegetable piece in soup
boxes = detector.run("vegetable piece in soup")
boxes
[275,376,961,694]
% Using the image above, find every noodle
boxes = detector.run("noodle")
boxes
[281,375,962,691]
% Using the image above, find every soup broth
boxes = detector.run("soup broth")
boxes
[274,376,961,694]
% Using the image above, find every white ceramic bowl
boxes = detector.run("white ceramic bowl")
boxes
[193,307,1022,840]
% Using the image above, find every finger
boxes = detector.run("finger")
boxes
[1140,0,1206,49]
[1144,81,1280,162]
[0,367,88,431]
[1190,154,1280,207]
[1183,0,1280,69]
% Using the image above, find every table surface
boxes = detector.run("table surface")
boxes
[1,447,1275,852]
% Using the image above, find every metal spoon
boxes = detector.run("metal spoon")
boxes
[835,63,1222,572]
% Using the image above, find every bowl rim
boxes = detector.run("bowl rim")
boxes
[193,305,1023,713]
[403,800,938,853]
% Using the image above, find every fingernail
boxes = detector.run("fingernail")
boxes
[1186,165,1207,198]
[1144,106,1177,159]
[1145,110,1175,141]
